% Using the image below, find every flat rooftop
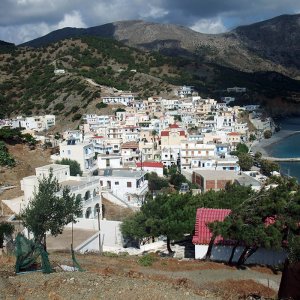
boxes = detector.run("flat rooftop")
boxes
[193,170,238,180]
[99,169,146,178]
[36,164,69,172]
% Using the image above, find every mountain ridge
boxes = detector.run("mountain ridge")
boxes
[19,14,300,79]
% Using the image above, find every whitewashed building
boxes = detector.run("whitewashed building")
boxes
[99,169,148,206]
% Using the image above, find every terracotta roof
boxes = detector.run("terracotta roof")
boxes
[161,130,186,137]
[192,208,231,245]
[121,142,139,149]
[227,132,240,136]
[136,161,164,168]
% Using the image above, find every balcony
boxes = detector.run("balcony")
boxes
[84,151,95,159]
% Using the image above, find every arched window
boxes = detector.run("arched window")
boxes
[76,194,82,202]
[84,190,91,201]
[85,207,92,219]
[94,203,100,218]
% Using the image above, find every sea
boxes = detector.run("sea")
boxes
[266,117,300,182]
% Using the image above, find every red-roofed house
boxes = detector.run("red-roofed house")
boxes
[192,208,286,265]
[136,161,164,177]
[160,124,187,167]
[227,132,241,149]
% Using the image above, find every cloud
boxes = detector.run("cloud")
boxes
[191,18,226,34]
[57,11,86,29]
[0,10,86,44]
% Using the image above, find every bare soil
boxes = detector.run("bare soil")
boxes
[0,143,52,203]
[0,252,280,299]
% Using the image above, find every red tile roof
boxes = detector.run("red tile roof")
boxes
[161,130,186,137]
[192,208,231,245]
[136,161,164,168]
[121,142,139,149]
[227,132,240,136]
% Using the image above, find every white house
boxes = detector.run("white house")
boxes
[102,93,135,106]
[99,169,148,207]
[57,140,97,176]
[97,153,122,169]
[19,164,101,220]
[136,161,164,177]
[180,141,216,170]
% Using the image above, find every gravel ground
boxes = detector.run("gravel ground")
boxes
[0,253,279,299]
[2,272,213,300]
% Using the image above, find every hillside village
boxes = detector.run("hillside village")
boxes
[1,84,279,256]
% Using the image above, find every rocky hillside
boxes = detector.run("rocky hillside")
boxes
[0,36,178,127]
[232,14,300,77]
[20,15,300,79]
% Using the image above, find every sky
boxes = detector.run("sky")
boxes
[0,0,300,45]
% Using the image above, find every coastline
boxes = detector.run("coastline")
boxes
[250,130,300,157]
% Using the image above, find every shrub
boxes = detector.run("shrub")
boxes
[56,158,82,176]
[54,103,65,111]
[264,130,272,139]
[137,254,157,267]
[72,113,82,122]
[96,102,108,109]
[0,141,15,167]
[102,251,118,257]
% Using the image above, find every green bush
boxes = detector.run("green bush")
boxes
[102,251,118,257]
[54,102,65,111]
[0,141,15,167]
[57,158,82,176]
[137,253,157,267]
[72,113,82,122]
[96,102,108,109]
[264,130,272,139]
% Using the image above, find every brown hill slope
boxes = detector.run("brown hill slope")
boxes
[21,15,300,78]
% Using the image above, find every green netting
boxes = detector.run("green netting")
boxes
[71,244,84,272]
[15,233,52,274]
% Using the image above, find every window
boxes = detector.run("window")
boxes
[67,150,71,155]
[106,159,110,167]
[115,181,119,185]
[100,180,103,186]
[127,182,132,188]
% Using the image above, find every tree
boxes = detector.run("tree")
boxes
[236,143,249,154]
[249,134,256,142]
[169,173,187,189]
[260,159,280,176]
[121,184,254,255]
[57,158,83,176]
[21,172,82,249]
[208,181,300,266]
[238,153,254,171]
[121,193,194,253]
[264,130,272,139]
[146,172,169,192]
[254,151,262,160]
[0,222,14,248]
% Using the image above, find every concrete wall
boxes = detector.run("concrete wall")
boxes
[195,245,286,266]
[74,219,123,252]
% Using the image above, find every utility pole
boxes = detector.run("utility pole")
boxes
[97,205,101,254]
